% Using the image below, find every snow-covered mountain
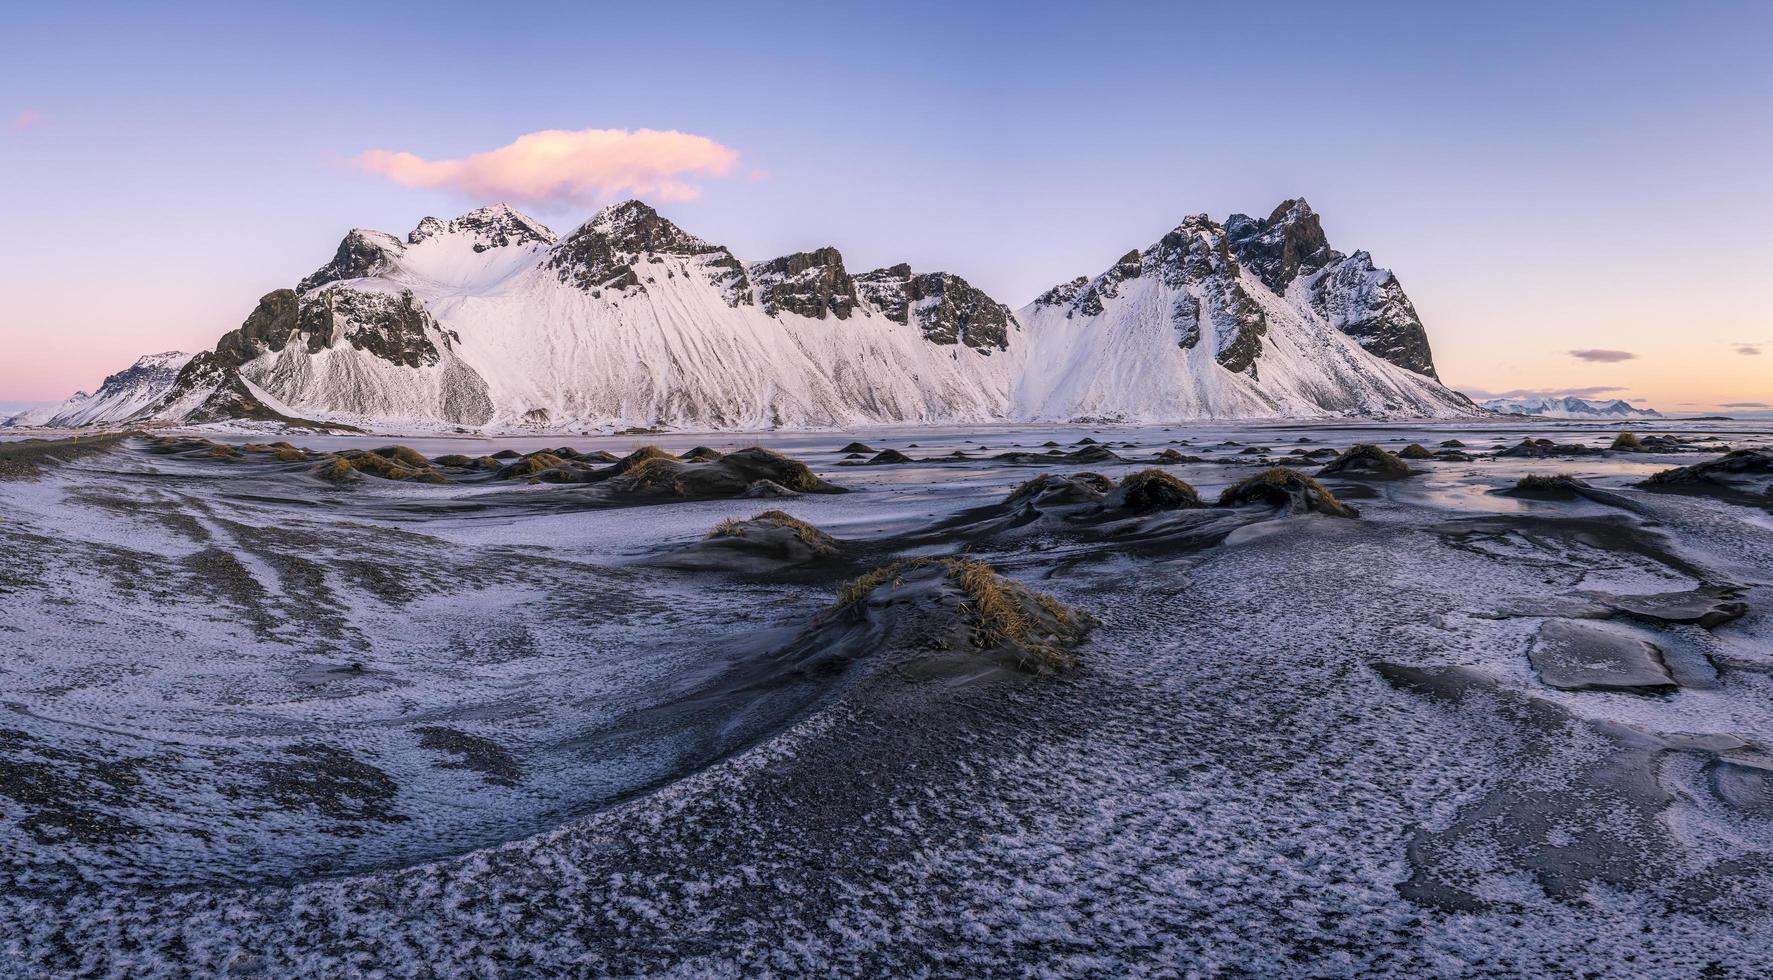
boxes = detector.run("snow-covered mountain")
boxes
[2,352,193,427]
[1481,395,1663,419]
[11,198,1479,431]
[1014,200,1473,421]
[131,202,1023,431]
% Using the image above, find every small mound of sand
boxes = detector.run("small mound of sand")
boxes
[831,558,1092,675]
[1106,468,1203,511]
[496,453,571,479]
[743,479,797,498]
[838,442,877,454]
[1497,473,1592,500]
[371,446,429,468]
[1004,472,1113,507]
[709,510,839,557]
[862,449,912,465]
[314,451,449,484]
[606,447,842,500]
[1219,467,1358,518]
[1317,443,1413,478]
[1499,438,1605,459]
[1398,444,1434,460]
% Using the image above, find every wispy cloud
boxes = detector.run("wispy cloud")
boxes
[1568,349,1636,363]
[10,109,43,130]
[1734,344,1761,356]
[354,128,743,210]
[1456,385,1626,401]
[1723,402,1771,408]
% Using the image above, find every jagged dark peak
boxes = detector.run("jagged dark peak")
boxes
[1310,249,1437,378]
[751,247,858,320]
[1034,276,1090,307]
[572,199,718,254]
[854,265,1016,352]
[213,289,302,367]
[1225,197,1340,293]
[298,228,406,295]
[408,203,557,250]
[549,200,750,305]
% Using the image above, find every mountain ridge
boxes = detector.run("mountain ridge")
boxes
[8,198,1480,431]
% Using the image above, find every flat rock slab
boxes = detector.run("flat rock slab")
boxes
[1529,620,1676,693]
[1597,584,1749,629]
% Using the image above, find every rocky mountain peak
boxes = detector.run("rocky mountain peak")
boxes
[550,200,751,305]
[298,229,405,295]
[408,204,557,251]
[1225,197,1337,293]
[750,247,858,320]
[854,266,1016,352]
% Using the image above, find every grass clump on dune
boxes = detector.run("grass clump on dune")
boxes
[834,557,1085,672]
[1317,443,1412,478]
[496,452,569,479]
[1114,468,1202,510]
[314,452,448,484]
[1398,443,1434,460]
[372,445,430,468]
[1611,431,1643,451]
[708,510,838,555]
[610,445,680,474]
[1514,473,1586,490]
[1219,466,1358,517]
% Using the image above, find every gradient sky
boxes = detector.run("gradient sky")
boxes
[2,1,1769,411]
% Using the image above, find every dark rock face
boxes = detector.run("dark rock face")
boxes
[1225,198,1335,293]
[1310,251,1438,379]
[214,290,302,363]
[1219,198,1439,379]
[1033,276,1089,308]
[296,288,443,369]
[548,201,752,306]
[854,265,1016,352]
[751,247,859,320]
[1035,215,1267,375]
[407,205,556,253]
[298,230,403,295]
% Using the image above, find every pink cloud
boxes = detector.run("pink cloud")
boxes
[353,128,743,209]
[11,109,43,130]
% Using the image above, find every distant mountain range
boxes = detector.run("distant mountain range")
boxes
[1480,395,1663,420]
[7,198,1477,431]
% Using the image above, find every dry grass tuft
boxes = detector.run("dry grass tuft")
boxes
[834,556,1083,672]
[1220,466,1356,517]
[1514,472,1583,490]
[373,445,430,468]
[1115,468,1202,509]
[709,510,838,554]
[612,445,679,473]
[1319,443,1411,477]
[1398,443,1434,460]
[1611,431,1643,451]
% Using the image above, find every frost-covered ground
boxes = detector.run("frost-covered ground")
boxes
[2,421,1771,977]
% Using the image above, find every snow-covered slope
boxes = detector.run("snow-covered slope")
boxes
[1482,396,1663,419]
[139,202,1023,431]
[2,352,192,427]
[1012,201,1474,421]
